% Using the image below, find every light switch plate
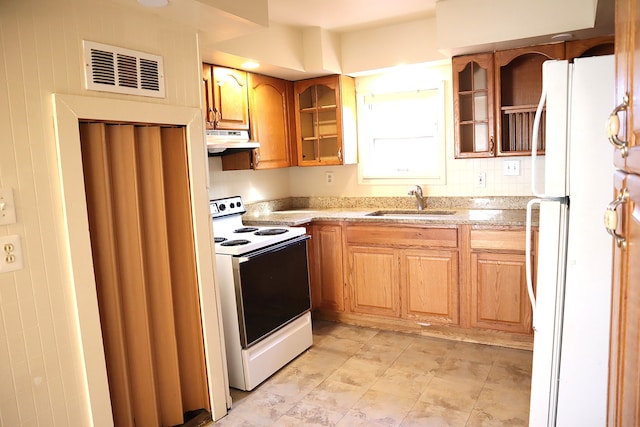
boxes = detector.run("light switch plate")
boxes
[0,188,17,225]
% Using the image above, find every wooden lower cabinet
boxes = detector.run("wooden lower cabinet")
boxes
[608,171,640,426]
[347,245,399,317]
[344,224,459,323]
[401,249,459,324]
[469,251,531,333]
[309,223,345,312]
[466,227,533,334]
[310,222,534,344]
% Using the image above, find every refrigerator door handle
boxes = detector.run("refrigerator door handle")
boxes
[531,86,547,198]
[526,198,541,331]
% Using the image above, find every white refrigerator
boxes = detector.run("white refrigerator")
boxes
[526,55,615,426]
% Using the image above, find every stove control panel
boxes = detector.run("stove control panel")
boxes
[210,196,246,218]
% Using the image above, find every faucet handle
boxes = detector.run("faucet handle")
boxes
[408,185,423,195]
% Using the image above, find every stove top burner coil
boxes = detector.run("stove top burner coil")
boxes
[221,239,251,246]
[234,227,259,233]
[214,237,227,243]
[254,228,289,236]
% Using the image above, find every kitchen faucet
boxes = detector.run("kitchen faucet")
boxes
[408,185,424,210]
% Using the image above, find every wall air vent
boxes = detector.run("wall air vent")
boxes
[83,41,165,98]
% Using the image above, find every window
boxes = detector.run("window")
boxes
[357,82,445,183]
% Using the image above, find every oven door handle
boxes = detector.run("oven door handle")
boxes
[236,235,310,261]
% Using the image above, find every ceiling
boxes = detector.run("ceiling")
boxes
[195,0,615,80]
[267,0,437,33]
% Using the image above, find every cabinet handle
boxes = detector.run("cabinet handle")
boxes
[337,148,342,163]
[606,93,629,158]
[213,108,221,127]
[604,188,628,249]
[489,136,494,153]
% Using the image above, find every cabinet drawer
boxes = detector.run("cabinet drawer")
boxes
[470,229,526,251]
[346,225,458,248]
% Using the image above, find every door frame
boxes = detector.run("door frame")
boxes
[52,93,229,426]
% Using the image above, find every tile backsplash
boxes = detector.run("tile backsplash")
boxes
[208,155,542,204]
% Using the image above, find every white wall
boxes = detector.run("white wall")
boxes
[0,0,221,425]
[437,0,599,52]
[341,16,445,75]
[208,158,292,203]
[205,23,305,74]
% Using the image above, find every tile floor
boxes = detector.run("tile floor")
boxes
[214,320,532,426]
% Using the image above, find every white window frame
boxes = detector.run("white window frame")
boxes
[356,80,446,185]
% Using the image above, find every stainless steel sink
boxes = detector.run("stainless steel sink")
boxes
[366,209,456,217]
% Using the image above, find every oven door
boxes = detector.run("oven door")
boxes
[232,235,311,348]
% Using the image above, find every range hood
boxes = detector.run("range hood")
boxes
[206,129,259,154]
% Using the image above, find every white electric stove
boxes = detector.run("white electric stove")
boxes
[210,196,306,255]
[210,196,312,392]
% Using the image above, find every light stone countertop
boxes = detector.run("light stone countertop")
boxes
[243,207,538,227]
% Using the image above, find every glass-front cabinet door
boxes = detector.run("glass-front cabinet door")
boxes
[294,76,344,166]
[453,53,495,158]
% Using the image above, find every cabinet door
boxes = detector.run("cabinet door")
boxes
[470,251,532,333]
[347,245,399,317]
[400,249,459,325]
[453,53,495,158]
[211,66,249,130]
[310,223,345,312]
[494,43,565,156]
[248,73,293,169]
[202,64,215,130]
[608,171,640,426]
[565,36,614,61]
[294,75,343,166]
[610,0,640,174]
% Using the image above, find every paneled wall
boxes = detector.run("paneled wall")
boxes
[0,0,208,425]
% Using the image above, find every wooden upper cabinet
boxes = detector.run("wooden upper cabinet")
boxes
[203,65,249,131]
[202,63,215,128]
[453,53,496,158]
[565,36,615,62]
[203,65,295,171]
[293,74,357,166]
[610,0,639,174]
[453,38,614,160]
[248,73,294,169]
[494,43,565,156]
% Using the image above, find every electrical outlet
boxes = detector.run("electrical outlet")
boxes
[325,171,334,185]
[0,234,24,273]
[503,160,520,176]
[476,172,486,188]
